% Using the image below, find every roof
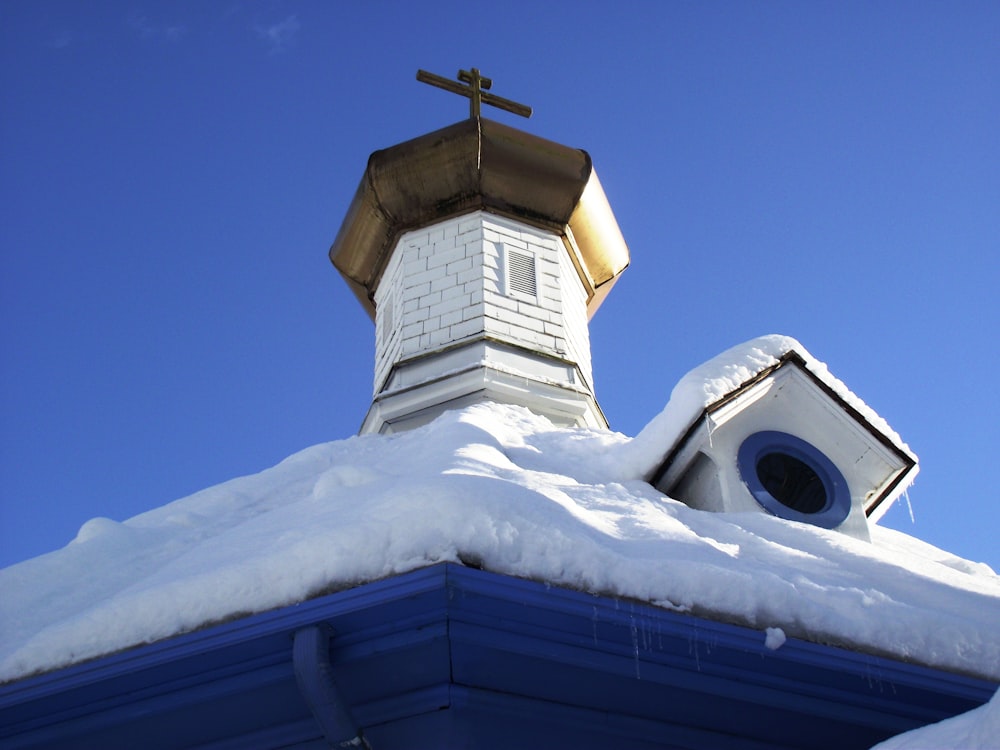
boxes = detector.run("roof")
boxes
[328,117,630,319]
[2,336,997,688]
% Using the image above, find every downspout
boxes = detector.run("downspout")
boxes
[292,624,372,749]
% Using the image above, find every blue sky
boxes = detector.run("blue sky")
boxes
[2,1,998,572]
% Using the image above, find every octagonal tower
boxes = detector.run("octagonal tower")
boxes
[330,91,629,434]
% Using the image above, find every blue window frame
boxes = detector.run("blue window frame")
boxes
[738,431,851,528]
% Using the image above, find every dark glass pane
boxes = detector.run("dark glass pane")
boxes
[756,452,827,514]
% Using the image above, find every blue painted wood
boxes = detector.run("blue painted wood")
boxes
[1,564,995,749]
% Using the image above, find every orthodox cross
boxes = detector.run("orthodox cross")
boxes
[416,68,532,119]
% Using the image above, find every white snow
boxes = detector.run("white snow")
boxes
[1,337,997,695]
[622,335,915,490]
[764,627,787,650]
[870,687,1000,749]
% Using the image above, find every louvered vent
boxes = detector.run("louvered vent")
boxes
[506,248,537,298]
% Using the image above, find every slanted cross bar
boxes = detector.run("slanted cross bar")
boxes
[416,68,532,119]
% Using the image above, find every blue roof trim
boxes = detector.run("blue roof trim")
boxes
[1,564,995,749]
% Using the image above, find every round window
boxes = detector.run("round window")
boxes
[737,431,851,528]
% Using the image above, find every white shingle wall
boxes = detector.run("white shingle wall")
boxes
[481,216,593,387]
[556,240,594,389]
[373,211,592,394]
[373,240,403,393]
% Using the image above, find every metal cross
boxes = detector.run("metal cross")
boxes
[416,68,532,119]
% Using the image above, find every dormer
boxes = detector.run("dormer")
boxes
[644,339,918,542]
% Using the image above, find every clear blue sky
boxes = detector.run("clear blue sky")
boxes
[2,2,998,572]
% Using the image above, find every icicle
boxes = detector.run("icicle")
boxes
[706,414,717,449]
[903,488,916,524]
[629,614,641,679]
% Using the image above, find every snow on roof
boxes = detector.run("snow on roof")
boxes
[621,334,915,480]
[871,687,1000,749]
[2,338,998,686]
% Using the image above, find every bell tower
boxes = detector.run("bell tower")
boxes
[330,70,630,434]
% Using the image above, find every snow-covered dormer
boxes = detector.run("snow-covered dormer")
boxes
[329,116,629,434]
[641,336,919,542]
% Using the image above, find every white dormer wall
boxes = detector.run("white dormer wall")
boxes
[368,210,598,432]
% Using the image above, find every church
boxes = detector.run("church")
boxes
[1,69,997,749]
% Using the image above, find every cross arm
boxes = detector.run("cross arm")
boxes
[416,69,532,119]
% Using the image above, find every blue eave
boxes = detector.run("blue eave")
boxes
[1,563,995,749]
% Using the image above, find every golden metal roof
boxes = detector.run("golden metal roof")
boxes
[329,117,630,320]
